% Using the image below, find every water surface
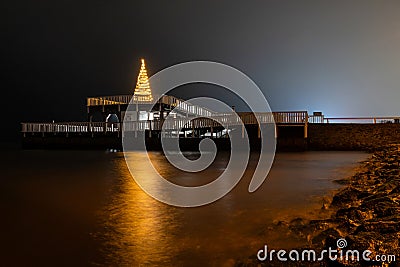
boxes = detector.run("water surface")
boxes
[0,150,368,266]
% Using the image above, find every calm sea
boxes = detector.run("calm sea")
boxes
[0,150,368,266]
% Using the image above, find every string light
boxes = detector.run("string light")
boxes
[134,59,153,101]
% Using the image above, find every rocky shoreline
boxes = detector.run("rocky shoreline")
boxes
[237,145,400,267]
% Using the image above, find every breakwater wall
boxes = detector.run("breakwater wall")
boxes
[308,123,400,151]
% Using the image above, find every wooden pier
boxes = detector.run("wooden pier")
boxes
[23,94,309,139]
[21,93,312,150]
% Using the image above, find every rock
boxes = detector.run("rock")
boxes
[331,188,363,207]
[311,228,341,246]
[237,145,400,266]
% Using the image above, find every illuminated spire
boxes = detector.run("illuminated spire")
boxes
[134,59,153,101]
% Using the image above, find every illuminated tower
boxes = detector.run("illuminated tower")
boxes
[133,59,153,101]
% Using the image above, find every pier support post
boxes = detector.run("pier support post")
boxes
[149,120,152,138]
[304,113,308,139]
[88,115,93,133]
[102,114,108,133]
[304,123,308,139]
[135,121,138,138]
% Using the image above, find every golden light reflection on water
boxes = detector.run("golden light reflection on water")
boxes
[94,151,369,266]
[99,153,183,266]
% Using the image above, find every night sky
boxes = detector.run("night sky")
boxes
[2,0,400,141]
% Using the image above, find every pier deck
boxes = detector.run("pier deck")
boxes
[22,111,308,135]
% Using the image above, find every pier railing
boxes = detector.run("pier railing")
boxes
[308,116,400,124]
[21,122,121,133]
[87,94,214,117]
[86,95,133,106]
[21,111,309,134]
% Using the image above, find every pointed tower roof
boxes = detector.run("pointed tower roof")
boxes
[134,59,153,101]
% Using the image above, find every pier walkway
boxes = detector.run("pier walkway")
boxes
[22,111,308,136]
[87,94,214,118]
